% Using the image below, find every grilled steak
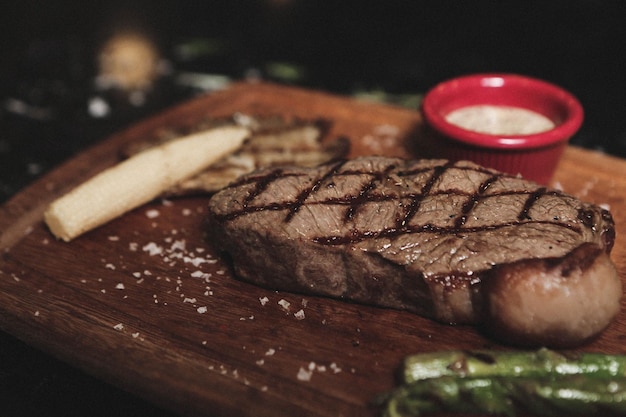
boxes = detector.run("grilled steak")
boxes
[207,156,621,347]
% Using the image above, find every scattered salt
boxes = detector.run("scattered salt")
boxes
[115,283,125,290]
[259,296,269,306]
[142,242,163,256]
[108,235,120,241]
[278,299,291,311]
[294,309,306,320]
[113,323,124,331]
[197,306,208,314]
[146,209,160,218]
[297,367,313,382]
[330,362,342,373]
[184,257,208,267]
[170,239,186,252]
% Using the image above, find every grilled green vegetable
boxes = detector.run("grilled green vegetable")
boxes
[380,349,626,416]
[403,348,626,383]
[384,374,626,417]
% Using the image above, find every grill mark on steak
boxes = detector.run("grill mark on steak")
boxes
[344,162,398,221]
[397,162,453,228]
[214,162,586,246]
[242,168,285,206]
[518,187,547,221]
[312,220,582,246]
[454,174,499,228]
[286,159,347,222]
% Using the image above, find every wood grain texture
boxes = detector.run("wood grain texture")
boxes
[1,82,625,417]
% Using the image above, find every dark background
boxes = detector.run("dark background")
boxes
[1,1,625,415]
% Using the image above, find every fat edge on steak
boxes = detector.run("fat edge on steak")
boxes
[207,157,621,348]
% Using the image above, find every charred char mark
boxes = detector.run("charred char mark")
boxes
[397,162,454,228]
[285,159,347,222]
[243,168,285,206]
[601,210,616,252]
[454,174,499,228]
[578,207,598,229]
[344,163,397,221]
[312,220,583,246]
[517,187,548,221]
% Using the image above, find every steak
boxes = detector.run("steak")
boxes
[207,156,621,347]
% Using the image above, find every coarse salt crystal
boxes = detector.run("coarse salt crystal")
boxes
[108,235,120,241]
[294,309,306,320]
[297,367,313,382]
[278,299,290,311]
[170,239,186,252]
[146,209,160,219]
[330,362,342,373]
[113,323,124,331]
[115,283,125,290]
[265,348,276,356]
[197,306,208,314]
[105,263,116,270]
[185,257,208,267]
[259,296,269,306]
[142,242,163,256]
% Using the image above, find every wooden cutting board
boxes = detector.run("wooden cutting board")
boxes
[1,82,625,417]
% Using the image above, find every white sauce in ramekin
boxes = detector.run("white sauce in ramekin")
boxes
[445,105,556,135]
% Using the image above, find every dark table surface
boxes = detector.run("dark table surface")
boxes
[2,1,626,415]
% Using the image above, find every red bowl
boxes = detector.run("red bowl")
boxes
[421,73,584,184]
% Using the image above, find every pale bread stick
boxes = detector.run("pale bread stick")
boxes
[44,125,249,241]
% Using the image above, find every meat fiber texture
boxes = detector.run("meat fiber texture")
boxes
[207,156,621,347]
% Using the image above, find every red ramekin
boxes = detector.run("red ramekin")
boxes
[421,73,584,184]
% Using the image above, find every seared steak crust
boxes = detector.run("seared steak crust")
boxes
[207,156,620,347]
